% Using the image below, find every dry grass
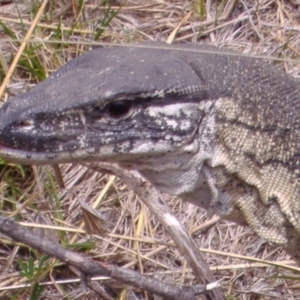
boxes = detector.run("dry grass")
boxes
[0,0,300,299]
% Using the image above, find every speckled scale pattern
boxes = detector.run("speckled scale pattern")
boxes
[0,42,300,262]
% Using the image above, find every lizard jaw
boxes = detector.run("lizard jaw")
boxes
[0,144,105,165]
[0,144,73,164]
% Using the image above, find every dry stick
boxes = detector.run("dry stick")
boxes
[0,0,49,98]
[167,11,192,44]
[68,266,114,300]
[88,163,225,300]
[0,216,208,300]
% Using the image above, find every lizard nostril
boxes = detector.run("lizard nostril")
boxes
[17,119,34,129]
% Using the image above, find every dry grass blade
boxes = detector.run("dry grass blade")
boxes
[0,0,49,98]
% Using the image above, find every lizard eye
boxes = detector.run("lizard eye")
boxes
[106,100,132,119]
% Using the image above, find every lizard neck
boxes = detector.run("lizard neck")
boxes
[119,99,219,211]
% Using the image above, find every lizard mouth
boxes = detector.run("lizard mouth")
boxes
[0,142,89,165]
[0,143,114,165]
[0,144,64,164]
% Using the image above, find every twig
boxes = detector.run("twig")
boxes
[87,163,225,300]
[0,216,211,299]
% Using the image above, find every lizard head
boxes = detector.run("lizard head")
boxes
[0,44,209,165]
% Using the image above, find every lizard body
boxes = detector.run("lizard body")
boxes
[0,43,300,261]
